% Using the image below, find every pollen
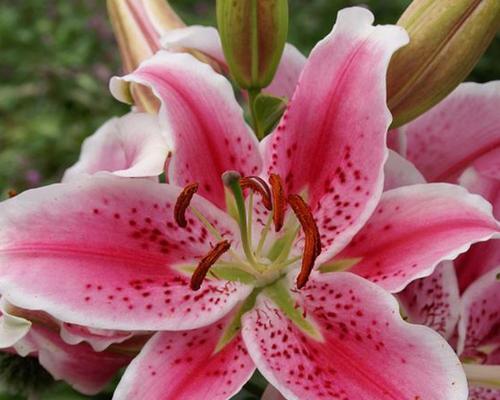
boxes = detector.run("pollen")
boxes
[190,240,231,291]
[269,174,286,232]
[288,194,322,289]
[174,183,199,228]
[240,176,272,210]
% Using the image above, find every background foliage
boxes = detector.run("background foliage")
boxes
[0,0,498,398]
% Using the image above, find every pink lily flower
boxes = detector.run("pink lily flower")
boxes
[0,300,132,395]
[0,111,166,391]
[389,81,500,184]
[264,147,500,399]
[63,112,169,182]
[0,7,498,399]
[400,245,500,399]
[393,80,500,398]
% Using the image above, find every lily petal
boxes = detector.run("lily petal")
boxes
[469,385,500,400]
[0,175,250,331]
[403,81,500,182]
[60,323,135,352]
[458,267,500,364]
[63,112,168,181]
[383,150,425,190]
[398,261,460,340]
[335,183,499,292]
[26,324,131,395]
[242,272,467,400]
[0,299,31,349]
[262,7,409,260]
[111,51,261,209]
[262,385,286,400]
[455,166,500,291]
[473,148,500,181]
[113,313,255,400]
[161,25,306,99]
[459,166,500,219]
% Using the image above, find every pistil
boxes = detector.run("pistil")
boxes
[222,171,260,268]
[240,176,272,210]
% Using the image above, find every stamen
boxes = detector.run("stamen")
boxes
[7,189,17,198]
[240,176,272,210]
[190,240,231,290]
[174,183,199,227]
[269,174,286,232]
[287,194,322,289]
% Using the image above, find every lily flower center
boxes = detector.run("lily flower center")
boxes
[173,171,322,291]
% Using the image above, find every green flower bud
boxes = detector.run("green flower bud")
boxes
[387,0,500,128]
[217,0,288,90]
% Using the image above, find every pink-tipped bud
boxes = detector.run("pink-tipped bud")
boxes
[107,0,184,113]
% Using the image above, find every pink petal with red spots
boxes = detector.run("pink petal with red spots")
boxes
[456,240,500,293]
[0,175,251,331]
[111,51,262,210]
[262,385,286,400]
[469,386,500,400]
[21,323,131,395]
[383,150,425,190]
[242,272,467,400]
[60,323,135,352]
[336,183,500,292]
[458,267,500,364]
[63,112,168,182]
[398,261,460,340]
[460,166,500,220]
[161,26,306,99]
[403,81,500,183]
[114,313,255,400]
[455,166,500,291]
[262,7,409,261]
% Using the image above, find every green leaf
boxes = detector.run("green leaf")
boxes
[253,94,287,138]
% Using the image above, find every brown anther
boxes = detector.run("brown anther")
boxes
[287,194,322,289]
[240,176,272,210]
[190,240,231,290]
[174,183,199,228]
[7,189,17,198]
[269,174,286,232]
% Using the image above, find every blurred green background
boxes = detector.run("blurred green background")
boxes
[0,1,498,396]
[0,0,498,196]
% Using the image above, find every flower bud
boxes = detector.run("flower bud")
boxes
[387,0,500,128]
[107,0,185,112]
[217,0,288,90]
